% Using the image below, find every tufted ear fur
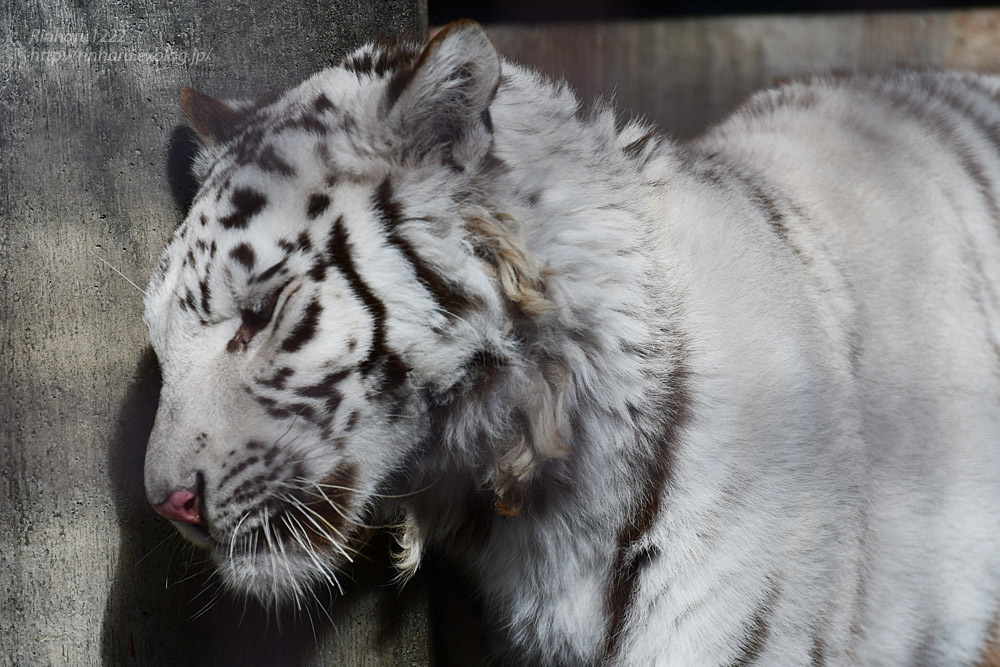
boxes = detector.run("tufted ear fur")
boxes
[386,20,501,169]
[179,86,255,146]
[466,213,553,316]
[466,212,570,516]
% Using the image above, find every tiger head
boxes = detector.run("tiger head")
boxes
[143,21,569,604]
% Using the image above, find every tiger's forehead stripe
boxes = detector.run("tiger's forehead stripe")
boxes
[371,178,477,319]
[323,214,408,387]
[255,144,296,178]
[281,299,323,354]
[198,273,211,316]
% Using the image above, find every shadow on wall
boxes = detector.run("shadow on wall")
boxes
[99,346,350,665]
[99,355,431,665]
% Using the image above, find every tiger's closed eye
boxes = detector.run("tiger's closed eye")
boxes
[227,286,286,353]
[241,289,282,330]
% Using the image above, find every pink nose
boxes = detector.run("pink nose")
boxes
[152,489,204,525]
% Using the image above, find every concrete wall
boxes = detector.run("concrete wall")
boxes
[0,2,428,665]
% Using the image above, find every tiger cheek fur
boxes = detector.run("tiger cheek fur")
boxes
[143,19,1000,666]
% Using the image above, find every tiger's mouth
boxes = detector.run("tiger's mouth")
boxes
[208,510,367,605]
[155,462,366,603]
[171,520,214,549]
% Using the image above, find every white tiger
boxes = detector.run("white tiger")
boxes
[143,19,1000,665]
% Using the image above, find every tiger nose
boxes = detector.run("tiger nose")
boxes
[152,489,205,526]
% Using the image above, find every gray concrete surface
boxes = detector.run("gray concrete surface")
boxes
[0,2,428,665]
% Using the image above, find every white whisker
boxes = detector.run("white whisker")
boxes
[88,247,146,295]
[136,529,181,568]
[229,511,251,564]
[272,515,304,611]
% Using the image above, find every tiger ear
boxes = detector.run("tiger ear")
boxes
[386,20,501,168]
[179,86,253,146]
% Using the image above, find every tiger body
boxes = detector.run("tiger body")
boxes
[143,21,1000,665]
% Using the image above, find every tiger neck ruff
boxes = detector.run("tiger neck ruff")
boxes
[143,20,1000,666]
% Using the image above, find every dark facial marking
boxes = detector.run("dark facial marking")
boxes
[325,216,409,386]
[308,255,327,282]
[183,288,198,313]
[294,370,350,418]
[281,298,323,353]
[275,114,328,136]
[229,243,257,270]
[287,402,319,422]
[252,258,288,284]
[256,144,296,177]
[385,63,416,109]
[373,178,475,317]
[344,51,375,75]
[227,476,267,507]
[258,366,295,390]
[373,177,404,229]
[345,411,359,432]
[218,448,261,488]
[307,193,331,220]
[294,369,350,399]
[314,94,335,114]
[220,187,268,230]
[198,276,212,315]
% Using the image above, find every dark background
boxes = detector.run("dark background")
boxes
[431,0,989,23]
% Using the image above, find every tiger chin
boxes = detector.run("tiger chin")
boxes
[143,19,1000,666]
